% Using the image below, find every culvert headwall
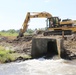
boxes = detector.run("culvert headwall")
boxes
[31,37,64,58]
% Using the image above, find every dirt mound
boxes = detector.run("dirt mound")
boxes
[14,36,32,42]
[64,35,76,60]
[0,36,32,55]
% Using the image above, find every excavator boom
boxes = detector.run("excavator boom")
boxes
[18,12,52,37]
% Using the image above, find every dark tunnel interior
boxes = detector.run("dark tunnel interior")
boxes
[46,41,58,58]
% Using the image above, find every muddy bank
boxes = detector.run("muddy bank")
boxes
[0,35,76,61]
[0,36,32,63]
[0,36,32,55]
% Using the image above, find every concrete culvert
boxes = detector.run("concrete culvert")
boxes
[31,37,63,58]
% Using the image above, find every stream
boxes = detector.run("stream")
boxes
[0,58,76,75]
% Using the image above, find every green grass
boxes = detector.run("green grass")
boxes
[0,46,15,63]
[0,32,33,37]
[0,32,18,37]
[0,46,31,63]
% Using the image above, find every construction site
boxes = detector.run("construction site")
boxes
[0,0,76,75]
[0,12,76,62]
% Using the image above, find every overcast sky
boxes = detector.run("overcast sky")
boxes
[0,0,76,30]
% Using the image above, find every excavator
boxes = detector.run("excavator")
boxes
[18,12,76,37]
[44,18,76,35]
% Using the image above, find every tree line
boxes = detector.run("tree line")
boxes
[0,29,34,34]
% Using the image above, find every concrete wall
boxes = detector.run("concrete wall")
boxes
[31,37,64,58]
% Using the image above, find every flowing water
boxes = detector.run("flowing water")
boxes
[0,58,76,75]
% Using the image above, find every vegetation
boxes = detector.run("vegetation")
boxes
[0,29,34,36]
[0,46,31,63]
[0,46,15,63]
[0,32,18,37]
[0,28,46,36]
[0,29,18,37]
[27,29,34,34]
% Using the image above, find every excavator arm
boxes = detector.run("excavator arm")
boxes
[18,12,52,37]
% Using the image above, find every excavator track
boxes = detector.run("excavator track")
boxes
[43,30,72,36]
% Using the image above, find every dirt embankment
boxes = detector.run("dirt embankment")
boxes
[0,36,32,55]
[63,35,76,59]
[0,35,76,60]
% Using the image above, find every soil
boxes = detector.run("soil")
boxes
[63,34,76,60]
[0,35,32,55]
[0,34,76,60]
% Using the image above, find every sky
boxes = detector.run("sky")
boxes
[0,0,76,30]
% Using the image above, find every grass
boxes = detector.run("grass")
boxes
[0,32,33,37]
[0,32,18,37]
[0,46,16,63]
[0,46,31,63]
[0,32,32,63]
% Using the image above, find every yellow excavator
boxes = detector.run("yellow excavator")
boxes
[18,12,76,37]
[44,18,76,35]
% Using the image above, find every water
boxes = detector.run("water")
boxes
[0,58,76,75]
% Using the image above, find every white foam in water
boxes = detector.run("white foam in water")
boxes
[17,58,76,75]
[0,58,76,75]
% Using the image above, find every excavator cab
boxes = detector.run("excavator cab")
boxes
[47,17,60,28]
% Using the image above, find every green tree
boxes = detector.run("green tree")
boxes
[27,29,34,34]
[7,29,16,34]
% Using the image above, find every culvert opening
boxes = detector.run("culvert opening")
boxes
[46,41,58,57]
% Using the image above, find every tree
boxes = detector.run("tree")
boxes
[1,30,6,32]
[7,29,16,34]
[27,29,34,34]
